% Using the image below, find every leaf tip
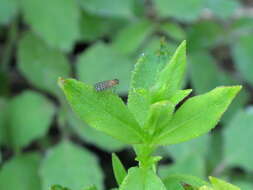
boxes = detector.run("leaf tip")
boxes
[180,40,187,49]
[227,85,242,95]
[58,77,66,89]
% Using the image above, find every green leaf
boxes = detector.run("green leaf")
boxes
[76,0,134,18]
[189,51,221,94]
[128,41,187,128]
[112,153,127,186]
[0,0,18,25]
[160,22,186,41]
[169,89,192,105]
[233,180,253,190]
[76,42,133,94]
[59,78,146,144]
[119,167,166,190]
[0,153,41,190]
[163,174,208,190]
[155,86,241,145]
[159,154,205,179]
[188,21,224,52]
[127,88,150,126]
[129,40,173,90]
[221,88,248,124]
[79,12,117,42]
[232,34,253,86]
[167,135,209,160]
[21,0,80,51]
[230,17,253,38]
[18,32,71,96]
[206,0,240,19]
[206,131,223,175]
[155,0,205,22]
[40,141,103,190]
[152,40,186,102]
[145,100,174,135]
[8,90,55,150]
[160,136,208,178]
[224,107,253,171]
[66,108,126,152]
[209,177,240,190]
[112,20,154,55]
[189,51,249,123]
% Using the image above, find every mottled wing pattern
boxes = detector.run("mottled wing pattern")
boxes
[94,79,119,92]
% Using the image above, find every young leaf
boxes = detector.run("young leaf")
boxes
[152,40,186,102]
[130,40,172,90]
[0,153,41,190]
[209,177,240,190]
[59,78,146,144]
[128,41,185,125]
[127,88,150,126]
[155,86,241,145]
[112,153,127,186]
[119,167,166,190]
[145,100,174,135]
[40,141,103,190]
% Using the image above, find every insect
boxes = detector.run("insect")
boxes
[94,79,119,92]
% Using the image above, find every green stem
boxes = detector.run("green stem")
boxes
[134,143,159,170]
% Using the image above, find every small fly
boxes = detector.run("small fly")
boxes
[94,79,119,92]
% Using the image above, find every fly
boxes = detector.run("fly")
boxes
[94,79,119,92]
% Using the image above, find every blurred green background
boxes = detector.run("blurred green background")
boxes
[0,0,253,189]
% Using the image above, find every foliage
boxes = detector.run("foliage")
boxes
[0,0,253,189]
[59,41,241,189]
